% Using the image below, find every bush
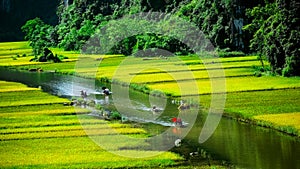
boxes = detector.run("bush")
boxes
[254,71,262,77]
[37,48,61,63]
[217,51,246,58]
[95,104,103,111]
[11,56,17,60]
[282,56,300,77]
[110,111,122,120]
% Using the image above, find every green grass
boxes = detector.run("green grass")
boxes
[254,113,300,136]
[199,89,300,117]
[0,123,144,135]
[0,80,184,168]
[0,81,40,92]
[0,137,181,168]
[179,55,258,62]
[0,127,147,141]
[0,107,90,117]
[0,90,70,107]
[0,48,32,56]
[130,68,254,84]
[0,41,30,50]
[147,76,300,96]
[195,88,300,136]
[0,42,35,66]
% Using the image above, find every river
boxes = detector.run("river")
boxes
[0,68,299,169]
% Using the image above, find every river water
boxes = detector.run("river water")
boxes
[0,69,299,169]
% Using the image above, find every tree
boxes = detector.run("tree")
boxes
[177,0,242,51]
[21,18,54,56]
[245,0,300,76]
[38,48,61,63]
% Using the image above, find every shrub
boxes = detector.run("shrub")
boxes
[282,56,300,77]
[217,51,246,58]
[37,48,61,63]
[254,71,262,77]
[95,104,103,111]
[110,111,122,120]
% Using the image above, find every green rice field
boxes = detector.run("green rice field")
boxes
[0,80,185,168]
[1,41,300,138]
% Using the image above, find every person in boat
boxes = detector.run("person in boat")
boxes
[152,106,162,114]
[176,117,183,126]
[172,117,183,127]
[102,87,110,96]
[178,103,190,111]
[80,90,87,99]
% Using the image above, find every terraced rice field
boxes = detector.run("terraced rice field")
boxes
[0,80,182,168]
[1,41,300,137]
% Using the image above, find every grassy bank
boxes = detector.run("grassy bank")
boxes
[198,89,300,136]
[1,41,300,138]
[0,80,187,168]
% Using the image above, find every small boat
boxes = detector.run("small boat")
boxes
[90,91,113,96]
[151,106,163,114]
[90,91,104,95]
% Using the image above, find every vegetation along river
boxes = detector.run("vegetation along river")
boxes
[0,69,299,169]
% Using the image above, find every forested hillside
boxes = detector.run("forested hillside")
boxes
[20,0,264,54]
[9,0,300,76]
[53,0,263,53]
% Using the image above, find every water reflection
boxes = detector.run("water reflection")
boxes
[201,119,300,169]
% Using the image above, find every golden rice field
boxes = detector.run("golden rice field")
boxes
[0,80,183,168]
[254,113,300,136]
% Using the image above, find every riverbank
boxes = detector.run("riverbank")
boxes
[0,80,231,168]
[199,89,300,137]
[1,41,300,138]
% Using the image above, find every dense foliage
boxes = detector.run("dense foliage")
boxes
[245,0,300,76]
[20,0,299,76]
[21,18,54,56]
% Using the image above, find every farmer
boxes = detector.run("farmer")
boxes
[176,117,183,126]
[152,106,162,113]
[172,117,183,127]
[102,87,110,96]
[80,90,87,99]
[178,103,190,111]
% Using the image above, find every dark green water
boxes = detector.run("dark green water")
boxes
[0,69,299,169]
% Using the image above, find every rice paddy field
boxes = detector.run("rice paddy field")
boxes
[0,41,300,147]
[0,80,187,168]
